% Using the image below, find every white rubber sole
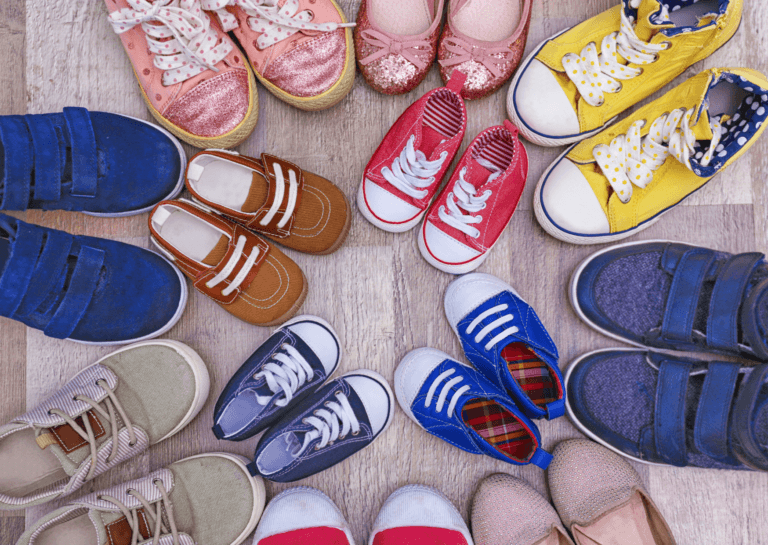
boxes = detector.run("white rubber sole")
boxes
[178,452,266,544]
[356,178,427,233]
[343,369,396,437]
[82,114,187,218]
[417,222,491,275]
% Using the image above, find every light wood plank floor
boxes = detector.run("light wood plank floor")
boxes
[2,0,768,543]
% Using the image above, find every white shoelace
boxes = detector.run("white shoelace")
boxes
[425,369,470,418]
[205,235,260,296]
[466,304,520,351]
[109,0,232,86]
[563,0,668,107]
[381,135,448,199]
[438,161,499,238]
[298,391,360,455]
[204,0,354,50]
[253,344,313,407]
[260,163,298,229]
[593,106,722,203]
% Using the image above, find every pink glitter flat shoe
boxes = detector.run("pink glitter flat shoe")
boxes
[203,0,356,111]
[106,0,259,149]
[438,0,532,100]
[355,0,445,95]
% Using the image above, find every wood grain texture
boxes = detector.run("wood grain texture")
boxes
[2,0,768,543]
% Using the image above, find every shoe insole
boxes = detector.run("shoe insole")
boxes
[473,129,516,172]
[368,0,434,36]
[35,513,98,545]
[453,0,522,42]
[502,343,558,408]
[462,398,534,461]
[665,0,720,28]
[708,80,751,119]
[537,530,572,545]
[152,207,225,263]
[188,156,268,214]
[571,492,659,545]
[0,428,68,498]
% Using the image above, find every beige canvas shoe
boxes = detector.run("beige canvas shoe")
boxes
[548,440,677,545]
[0,341,210,511]
[15,452,265,545]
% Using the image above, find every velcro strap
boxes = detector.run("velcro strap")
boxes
[731,365,768,470]
[0,220,45,316]
[654,360,692,466]
[707,253,764,352]
[63,107,98,198]
[14,230,74,318]
[529,447,553,469]
[249,155,304,238]
[24,115,62,201]
[661,249,715,344]
[694,362,740,462]
[0,117,33,210]
[44,245,105,339]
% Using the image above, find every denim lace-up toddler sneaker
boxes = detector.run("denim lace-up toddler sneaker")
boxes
[395,348,552,469]
[249,370,394,482]
[0,214,186,344]
[213,315,341,441]
[445,273,564,420]
[571,240,768,361]
[0,108,185,216]
[566,349,768,471]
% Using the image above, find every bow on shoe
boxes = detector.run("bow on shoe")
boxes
[109,0,232,85]
[358,29,431,70]
[439,37,512,78]
[203,0,354,50]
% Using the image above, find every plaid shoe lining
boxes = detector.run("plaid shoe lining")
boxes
[502,343,558,407]
[462,398,534,461]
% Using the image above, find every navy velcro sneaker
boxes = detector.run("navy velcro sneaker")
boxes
[0,214,186,344]
[0,107,185,216]
[213,315,342,441]
[571,240,768,361]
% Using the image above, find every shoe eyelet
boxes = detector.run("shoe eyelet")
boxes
[661,41,672,50]
[129,441,137,447]
[352,430,360,436]
[615,81,624,92]
[314,445,322,451]
[302,418,309,425]
[335,391,342,397]
[142,68,150,76]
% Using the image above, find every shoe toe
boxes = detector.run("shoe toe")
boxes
[540,158,609,235]
[363,178,421,224]
[394,348,451,421]
[254,488,352,541]
[345,372,393,435]
[286,317,341,375]
[372,485,470,538]
[421,221,481,265]
[443,273,512,328]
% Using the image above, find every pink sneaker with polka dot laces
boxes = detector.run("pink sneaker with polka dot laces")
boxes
[106,0,259,149]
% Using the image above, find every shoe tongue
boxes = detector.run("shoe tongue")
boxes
[240,172,270,214]
[36,410,114,477]
[415,123,447,161]
[201,235,230,267]
[629,0,667,41]
[691,105,715,142]
[464,157,501,188]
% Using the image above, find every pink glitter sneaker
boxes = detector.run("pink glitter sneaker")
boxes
[438,0,532,100]
[106,0,259,149]
[355,0,445,95]
[203,0,356,111]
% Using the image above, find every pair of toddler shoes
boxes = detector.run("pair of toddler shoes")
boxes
[0,341,266,545]
[355,0,532,100]
[105,0,357,148]
[567,240,768,472]
[212,315,395,482]
[359,71,529,274]
[395,273,565,469]
[510,0,768,244]
[150,149,351,327]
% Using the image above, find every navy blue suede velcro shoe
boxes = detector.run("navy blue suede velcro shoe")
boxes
[572,240,768,361]
[213,315,341,441]
[0,214,186,344]
[247,371,394,482]
[0,107,184,216]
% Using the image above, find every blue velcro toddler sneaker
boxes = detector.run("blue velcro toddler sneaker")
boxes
[571,240,768,361]
[248,370,394,482]
[213,316,341,441]
[395,348,552,469]
[0,214,186,344]
[0,108,185,216]
[445,273,565,420]
[566,349,768,471]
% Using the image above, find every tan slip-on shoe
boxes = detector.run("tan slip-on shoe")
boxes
[472,473,573,545]
[0,341,209,511]
[15,452,265,545]
[149,199,307,326]
[185,150,351,255]
[548,439,677,545]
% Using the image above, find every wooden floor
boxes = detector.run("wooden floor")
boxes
[2,0,768,543]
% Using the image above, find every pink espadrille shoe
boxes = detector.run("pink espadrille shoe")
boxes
[106,0,259,149]
[438,0,532,100]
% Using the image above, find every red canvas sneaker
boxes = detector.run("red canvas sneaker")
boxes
[358,71,468,233]
[419,120,528,274]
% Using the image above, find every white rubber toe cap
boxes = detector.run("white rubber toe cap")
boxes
[345,372,393,435]
[422,221,482,264]
[541,158,610,235]
[285,316,340,376]
[444,273,518,329]
[512,60,580,138]
[394,348,453,423]
[363,178,421,224]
